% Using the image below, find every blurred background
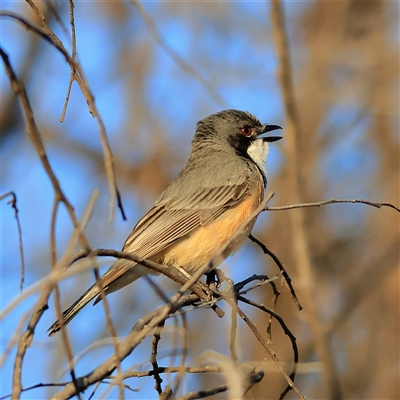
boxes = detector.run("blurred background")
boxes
[1,1,399,399]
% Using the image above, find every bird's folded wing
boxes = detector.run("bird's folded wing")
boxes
[99,179,249,285]
[123,181,248,256]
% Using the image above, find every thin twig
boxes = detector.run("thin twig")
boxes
[236,274,282,341]
[25,0,68,51]
[176,367,264,400]
[0,192,25,292]
[234,303,304,400]
[45,0,69,37]
[249,234,302,310]
[109,365,221,380]
[50,197,81,398]
[92,264,126,400]
[266,198,400,213]
[131,0,228,108]
[150,321,165,394]
[177,384,228,400]
[0,382,69,399]
[234,273,280,294]
[237,295,299,400]
[60,0,77,122]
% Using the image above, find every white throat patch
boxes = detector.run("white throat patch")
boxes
[247,139,269,183]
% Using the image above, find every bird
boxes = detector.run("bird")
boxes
[48,109,282,336]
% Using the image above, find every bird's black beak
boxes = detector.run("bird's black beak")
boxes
[258,124,283,142]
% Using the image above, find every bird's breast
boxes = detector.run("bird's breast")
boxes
[158,180,264,275]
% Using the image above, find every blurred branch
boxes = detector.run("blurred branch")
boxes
[172,313,189,395]
[266,198,400,213]
[0,192,25,292]
[131,0,229,108]
[113,366,221,379]
[229,281,239,362]
[0,311,30,370]
[50,199,82,399]
[271,1,342,398]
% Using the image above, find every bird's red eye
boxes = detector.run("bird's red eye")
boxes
[241,126,252,137]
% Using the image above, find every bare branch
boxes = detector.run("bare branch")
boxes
[50,198,81,399]
[113,366,221,380]
[60,0,78,122]
[176,366,264,400]
[0,192,25,292]
[266,198,400,213]
[150,321,165,394]
[271,2,342,397]
[237,295,299,399]
[234,303,304,400]
[249,234,302,310]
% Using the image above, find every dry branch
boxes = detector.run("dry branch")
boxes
[266,198,400,213]
[271,2,342,398]
[0,192,25,292]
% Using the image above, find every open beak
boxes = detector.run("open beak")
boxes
[258,124,283,142]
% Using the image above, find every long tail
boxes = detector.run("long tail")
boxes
[47,283,102,336]
[47,260,148,336]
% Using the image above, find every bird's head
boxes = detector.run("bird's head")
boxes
[194,109,282,176]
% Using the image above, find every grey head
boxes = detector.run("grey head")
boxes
[193,109,282,180]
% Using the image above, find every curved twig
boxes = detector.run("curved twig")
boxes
[237,295,299,400]
[249,235,302,310]
[266,198,400,213]
[0,192,25,292]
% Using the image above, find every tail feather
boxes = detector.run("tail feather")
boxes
[47,284,100,337]
[47,260,147,336]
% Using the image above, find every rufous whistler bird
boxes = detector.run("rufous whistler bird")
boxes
[48,109,282,336]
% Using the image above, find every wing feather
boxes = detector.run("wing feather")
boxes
[122,181,248,258]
